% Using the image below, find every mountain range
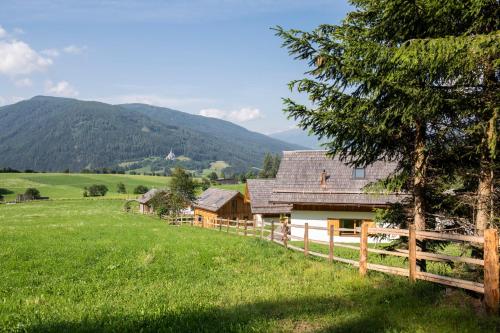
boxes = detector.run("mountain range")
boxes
[0,96,304,173]
[269,128,325,149]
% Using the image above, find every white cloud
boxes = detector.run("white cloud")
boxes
[0,26,6,38]
[0,40,53,76]
[199,107,262,122]
[44,80,79,97]
[199,108,227,119]
[14,78,33,87]
[228,107,262,122]
[63,45,87,54]
[41,48,60,57]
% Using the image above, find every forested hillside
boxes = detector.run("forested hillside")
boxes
[0,96,303,172]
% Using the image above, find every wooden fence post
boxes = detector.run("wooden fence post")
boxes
[237,218,240,235]
[409,224,417,283]
[283,219,288,249]
[219,218,222,231]
[271,221,274,241]
[359,222,368,276]
[484,228,499,314]
[261,219,264,239]
[244,220,248,236]
[304,223,309,256]
[329,224,334,263]
[226,219,229,233]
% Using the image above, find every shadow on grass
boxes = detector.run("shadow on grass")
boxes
[26,280,499,333]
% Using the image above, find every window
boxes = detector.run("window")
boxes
[353,167,365,179]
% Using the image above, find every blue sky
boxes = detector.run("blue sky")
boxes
[0,0,350,134]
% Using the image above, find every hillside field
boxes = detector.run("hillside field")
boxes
[1,197,498,332]
[0,173,172,201]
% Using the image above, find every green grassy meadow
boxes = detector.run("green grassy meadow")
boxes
[1,196,498,332]
[0,173,171,201]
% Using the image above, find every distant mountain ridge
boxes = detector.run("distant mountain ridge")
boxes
[270,128,325,149]
[0,96,305,172]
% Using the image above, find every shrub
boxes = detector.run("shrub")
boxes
[24,188,41,199]
[133,185,149,195]
[84,184,108,197]
[116,182,127,194]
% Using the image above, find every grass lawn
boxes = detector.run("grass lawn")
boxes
[0,173,171,201]
[1,199,498,332]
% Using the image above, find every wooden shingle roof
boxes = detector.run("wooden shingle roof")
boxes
[194,188,240,212]
[246,179,292,214]
[270,150,405,206]
[137,189,160,204]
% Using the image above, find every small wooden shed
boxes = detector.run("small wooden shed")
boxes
[193,188,251,225]
[137,189,159,214]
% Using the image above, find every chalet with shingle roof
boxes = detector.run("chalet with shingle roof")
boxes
[138,188,160,214]
[271,150,405,242]
[193,188,251,225]
[245,179,292,225]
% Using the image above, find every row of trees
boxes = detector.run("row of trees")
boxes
[276,0,498,244]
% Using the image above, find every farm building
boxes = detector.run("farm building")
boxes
[270,150,405,243]
[245,179,291,226]
[137,189,159,214]
[193,188,251,225]
[215,178,238,185]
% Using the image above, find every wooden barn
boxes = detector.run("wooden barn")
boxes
[193,188,251,225]
[137,189,159,214]
[245,179,291,226]
[270,150,406,243]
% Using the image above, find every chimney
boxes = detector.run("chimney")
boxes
[320,169,327,189]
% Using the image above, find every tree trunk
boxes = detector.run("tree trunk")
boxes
[414,120,427,230]
[414,120,427,271]
[476,108,497,235]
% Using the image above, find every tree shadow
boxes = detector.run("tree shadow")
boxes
[26,280,498,333]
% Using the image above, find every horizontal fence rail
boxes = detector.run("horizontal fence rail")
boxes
[187,215,499,314]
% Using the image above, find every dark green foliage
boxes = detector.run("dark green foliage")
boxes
[133,185,149,195]
[259,153,281,178]
[275,0,499,232]
[200,178,211,191]
[149,190,189,220]
[84,184,108,197]
[116,182,127,194]
[24,188,41,199]
[0,168,20,173]
[208,172,218,181]
[170,168,196,202]
[0,96,302,173]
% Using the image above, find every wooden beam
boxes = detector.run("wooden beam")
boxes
[484,228,499,314]
[304,223,309,256]
[329,224,334,263]
[359,222,368,276]
[409,224,416,283]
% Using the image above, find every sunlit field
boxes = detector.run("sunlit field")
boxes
[1,199,498,332]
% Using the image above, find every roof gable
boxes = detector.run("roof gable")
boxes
[271,150,404,206]
[246,179,291,214]
[194,188,240,212]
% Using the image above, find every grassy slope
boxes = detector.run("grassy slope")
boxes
[0,173,171,201]
[1,200,497,332]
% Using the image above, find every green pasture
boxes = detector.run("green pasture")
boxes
[0,199,497,332]
[0,173,170,201]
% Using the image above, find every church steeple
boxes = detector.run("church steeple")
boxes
[166,148,176,161]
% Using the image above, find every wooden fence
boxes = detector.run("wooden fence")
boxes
[182,216,499,314]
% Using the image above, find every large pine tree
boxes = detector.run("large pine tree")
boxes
[276,1,499,237]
